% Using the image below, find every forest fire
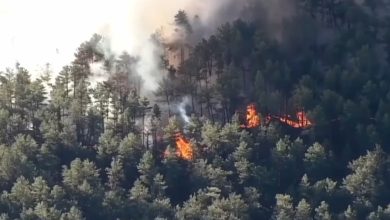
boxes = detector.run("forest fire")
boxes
[272,111,313,129]
[239,104,313,129]
[165,133,194,160]
[241,104,261,128]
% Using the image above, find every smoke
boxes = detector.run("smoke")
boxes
[133,37,164,94]
[178,96,191,124]
[114,0,299,95]
[96,0,251,95]
[89,61,106,88]
[0,0,253,89]
[0,0,301,94]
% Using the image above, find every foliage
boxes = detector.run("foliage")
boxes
[0,1,389,219]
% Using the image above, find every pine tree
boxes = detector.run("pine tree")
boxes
[272,194,295,220]
[106,157,124,191]
[314,201,332,220]
[60,206,85,220]
[174,10,193,34]
[0,145,35,188]
[366,205,390,220]
[62,158,103,218]
[342,146,385,205]
[137,151,156,186]
[343,205,357,220]
[295,198,312,220]
[97,129,120,165]
[30,177,50,205]
[32,202,61,220]
[304,142,331,179]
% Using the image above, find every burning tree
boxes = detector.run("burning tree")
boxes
[175,133,194,160]
[241,104,261,129]
[239,104,313,130]
[272,111,313,129]
[165,132,194,161]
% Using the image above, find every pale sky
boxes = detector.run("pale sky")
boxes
[0,0,108,75]
[0,0,198,77]
[0,0,235,92]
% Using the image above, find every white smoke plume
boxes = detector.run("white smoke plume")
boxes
[178,96,191,124]
[1,0,306,97]
[89,61,107,87]
[97,0,250,95]
[0,0,249,92]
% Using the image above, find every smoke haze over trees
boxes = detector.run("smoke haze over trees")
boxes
[0,0,390,219]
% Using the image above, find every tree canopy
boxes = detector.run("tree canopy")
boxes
[0,1,389,219]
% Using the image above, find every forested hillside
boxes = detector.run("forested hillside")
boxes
[0,0,389,219]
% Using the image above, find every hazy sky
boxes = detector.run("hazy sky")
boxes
[0,0,198,76]
[0,0,242,94]
[1,0,103,75]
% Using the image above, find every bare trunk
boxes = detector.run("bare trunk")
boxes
[145,133,149,149]
[152,130,157,147]
[204,68,214,122]
[189,74,195,112]
[165,93,171,117]
[208,103,214,123]
[142,113,145,146]
[198,78,203,116]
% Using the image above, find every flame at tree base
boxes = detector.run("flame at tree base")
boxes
[240,104,313,129]
[241,104,261,129]
[164,133,193,161]
[268,111,313,129]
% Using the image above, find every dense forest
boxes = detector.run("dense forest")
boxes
[0,0,390,219]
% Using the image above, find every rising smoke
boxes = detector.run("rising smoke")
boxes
[96,0,254,95]
[98,0,299,122]
[95,0,302,96]
[178,96,191,124]
[0,0,300,85]
[1,0,302,95]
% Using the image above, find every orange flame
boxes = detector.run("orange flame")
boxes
[296,111,313,128]
[241,104,261,128]
[164,133,193,160]
[275,111,312,129]
[175,133,193,160]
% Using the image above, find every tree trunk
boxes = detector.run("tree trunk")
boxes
[142,113,145,147]
[165,93,171,117]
